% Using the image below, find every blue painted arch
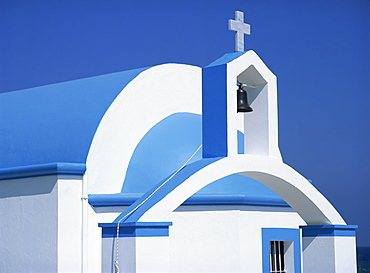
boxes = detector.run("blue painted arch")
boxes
[121,113,203,194]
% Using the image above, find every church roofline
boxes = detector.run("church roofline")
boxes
[0,66,149,169]
[0,162,86,180]
[205,51,247,67]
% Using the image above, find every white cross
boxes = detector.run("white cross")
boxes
[228,11,250,52]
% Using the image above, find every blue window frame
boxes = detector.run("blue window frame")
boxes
[262,228,302,273]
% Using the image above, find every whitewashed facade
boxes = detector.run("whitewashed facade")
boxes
[0,51,357,273]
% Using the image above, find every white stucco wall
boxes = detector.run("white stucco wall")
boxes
[0,176,58,273]
[168,206,305,272]
[86,205,126,272]
[57,175,83,273]
[97,204,305,273]
[302,236,357,273]
[0,175,83,273]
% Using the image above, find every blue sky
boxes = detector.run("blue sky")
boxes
[1,1,369,246]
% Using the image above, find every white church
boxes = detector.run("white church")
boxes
[0,11,357,273]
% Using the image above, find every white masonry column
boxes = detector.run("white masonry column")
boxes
[300,225,357,273]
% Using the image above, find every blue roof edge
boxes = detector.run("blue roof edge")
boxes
[205,51,247,68]
[0,162,86,180]
[0,66,150,96]
[88,193,290,208]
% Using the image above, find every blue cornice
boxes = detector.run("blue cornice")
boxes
[0,162,86,180]
[88,193,289,208]
[300,225,358,237]
[99,222,173,237]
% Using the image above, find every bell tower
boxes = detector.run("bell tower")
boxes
[202,10,281,160]
[202,50,281,159]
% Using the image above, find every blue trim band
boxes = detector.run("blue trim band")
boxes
[88,193,289,207]
[89,194,141,206]
[0,162,86,180]
[262,228,302,273]
[237,130,244,154]
[201,52,248,158]
[99,222,172,238]
[202,64,228,158]
[300,225,358,237]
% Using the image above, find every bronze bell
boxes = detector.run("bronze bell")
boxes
[237,83,253,112]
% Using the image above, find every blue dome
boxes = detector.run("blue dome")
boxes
[0,67,147,169]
